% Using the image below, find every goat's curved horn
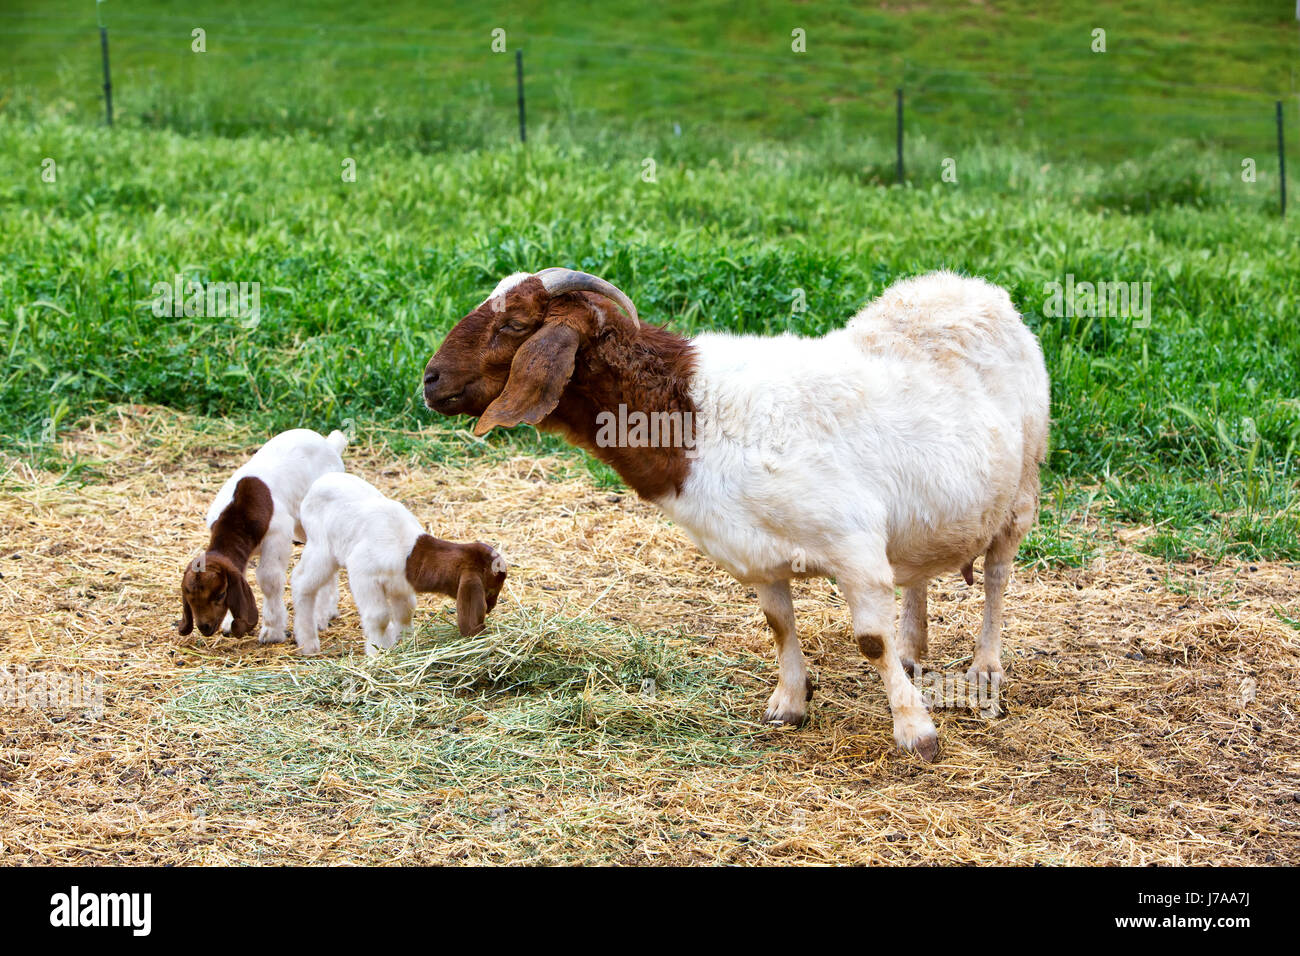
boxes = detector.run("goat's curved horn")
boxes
[536,268,639,325]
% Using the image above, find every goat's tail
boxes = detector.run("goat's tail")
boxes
[325,429,350,456]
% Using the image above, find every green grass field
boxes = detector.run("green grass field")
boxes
[3,1,1295,156]
[2,2,1298,563]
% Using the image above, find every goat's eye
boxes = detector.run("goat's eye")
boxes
[501,320,528,334]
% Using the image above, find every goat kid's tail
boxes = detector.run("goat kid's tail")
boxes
[326,429,349,456]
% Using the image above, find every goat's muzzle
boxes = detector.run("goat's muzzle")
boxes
[422,363,469,413]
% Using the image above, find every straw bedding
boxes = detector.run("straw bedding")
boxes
[1,405,1296,864]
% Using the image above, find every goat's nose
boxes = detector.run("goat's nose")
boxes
[424,368,440,386]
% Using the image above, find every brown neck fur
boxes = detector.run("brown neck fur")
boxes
[545,318,697,501]
[405,534,465,597]
[207,476,273,570]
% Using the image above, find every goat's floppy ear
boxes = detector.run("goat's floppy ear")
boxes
[225,566,259,638]
[178,594,194,635]
[474,323,580,436]
[456,572,488,637]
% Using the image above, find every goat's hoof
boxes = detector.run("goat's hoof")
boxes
[894,714,939,762]
[762,685,809,726]
[965,661,1005,686]
[258,626,287,645]
[295,640,320,657]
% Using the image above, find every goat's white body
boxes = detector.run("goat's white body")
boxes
[654,271,1049,755]
[292,472,427,656]
[660,272,1049,587]
[207,428,348,643]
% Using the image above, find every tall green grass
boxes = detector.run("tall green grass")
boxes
[2,112,1297,559]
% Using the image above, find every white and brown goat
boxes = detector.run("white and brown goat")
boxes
[291,472,507,656]
[179,428,348,643]
[422,268,1049,760]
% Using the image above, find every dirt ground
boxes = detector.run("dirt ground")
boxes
[1,406,1297,864]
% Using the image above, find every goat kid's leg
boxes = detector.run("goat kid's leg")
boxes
[840,559,938,761]
[255,533,293,645]
[757,580,812,725]
[290,549,336,657]
[898,582,928,677]
[385,590,417,648]
[351,578,392,657]
[315,576,340,630]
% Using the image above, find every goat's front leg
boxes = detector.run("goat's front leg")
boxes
[314,576,340,631]
[386,590,417,647]
[840,560,938,761]
[757,580,812,725]
[256,533,293,645]
[351,578,393,657]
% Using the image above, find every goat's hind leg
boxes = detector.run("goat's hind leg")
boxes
[256,529,293,645]
[290,546,337,657]
[898,582,928,677]
[758,580,812,725]
[969,486,1037,687]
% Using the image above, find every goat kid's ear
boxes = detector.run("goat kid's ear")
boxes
[178,594,194,635]
[474,322,580,436]
[455,572,488,637]
[225,566,259,638]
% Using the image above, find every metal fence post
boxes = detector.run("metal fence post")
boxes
[895,87,904,185]
[1277,100,1286,217]
[516,49,526,143]
[99,25,113,125]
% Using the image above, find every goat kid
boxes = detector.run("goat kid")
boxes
[179,428,348,643]
[423,269,1049,760]
[291,472,507,656]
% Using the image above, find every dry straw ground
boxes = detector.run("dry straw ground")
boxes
[1,405,1297,865]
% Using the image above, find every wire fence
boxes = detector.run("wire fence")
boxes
[3,8,1295,212]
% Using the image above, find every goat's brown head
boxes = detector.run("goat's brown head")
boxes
[178,552,258,638]
[405,537,508,637]
[459,542,509,637]
[423,269,639,436]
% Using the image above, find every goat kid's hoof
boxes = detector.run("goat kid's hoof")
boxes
[258,626,287,645]
[295,640,321,657]
[894,715,940,762]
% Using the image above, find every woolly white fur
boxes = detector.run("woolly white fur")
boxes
[659,270,1049,587]
[291,472,440,657]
